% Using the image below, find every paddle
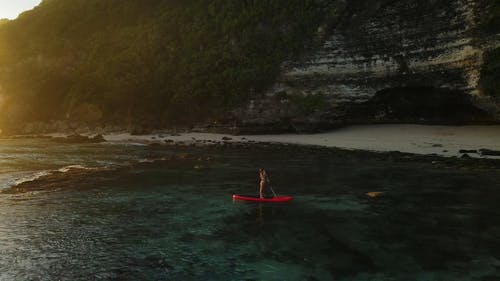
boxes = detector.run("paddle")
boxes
[269,186,278,197]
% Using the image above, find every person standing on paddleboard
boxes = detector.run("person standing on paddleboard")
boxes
[259,168,270,199]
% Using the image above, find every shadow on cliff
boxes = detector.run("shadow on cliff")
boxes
[345,87,497,125]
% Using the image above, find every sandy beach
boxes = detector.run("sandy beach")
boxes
[101,124,500,159]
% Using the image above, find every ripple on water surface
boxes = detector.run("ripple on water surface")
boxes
[0,141,499,280]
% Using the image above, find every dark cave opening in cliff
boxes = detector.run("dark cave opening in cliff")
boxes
[353,87,495,125]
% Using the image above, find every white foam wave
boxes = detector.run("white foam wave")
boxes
[58,165,90,173]
[4,165,95,189]
[138,157,168,163]
[14,171,52,185]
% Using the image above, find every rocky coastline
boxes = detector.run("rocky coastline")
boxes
[2,124,500,159]
[2,136,499,196]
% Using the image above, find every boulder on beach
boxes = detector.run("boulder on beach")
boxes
[479,149,500,156]
[459,149,478,154]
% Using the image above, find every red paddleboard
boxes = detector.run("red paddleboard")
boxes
[232,194,293,203]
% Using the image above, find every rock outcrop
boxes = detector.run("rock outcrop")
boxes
[235,0,500,133]
[52,134,106,144]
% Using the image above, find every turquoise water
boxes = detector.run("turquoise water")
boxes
[0,139,499,280]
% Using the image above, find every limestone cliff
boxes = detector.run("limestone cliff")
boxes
[234,0,500,133]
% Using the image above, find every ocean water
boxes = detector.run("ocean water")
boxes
[0,138,499,280]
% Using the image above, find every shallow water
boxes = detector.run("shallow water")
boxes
[0,139,499,280]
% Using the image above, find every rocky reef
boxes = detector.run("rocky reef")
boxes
[234,0,500,133]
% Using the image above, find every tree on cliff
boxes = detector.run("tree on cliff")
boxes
[0,0,337,132]
[479,0,500,102]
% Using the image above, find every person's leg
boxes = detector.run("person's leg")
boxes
[260,181,265,198]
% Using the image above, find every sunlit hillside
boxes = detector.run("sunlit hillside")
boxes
[0,0,336,133]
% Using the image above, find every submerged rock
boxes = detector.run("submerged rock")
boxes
[366,192,384,198]
[148,143,162,147]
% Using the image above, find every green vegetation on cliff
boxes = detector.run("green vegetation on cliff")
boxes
[482,0,500,33]
[480,48,500,100]
[0,0,336,132]
[479,0,500,101]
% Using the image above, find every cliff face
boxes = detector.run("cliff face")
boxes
[235,0,500,132]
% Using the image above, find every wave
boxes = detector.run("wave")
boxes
[137,157,169,163]
[14,171,52,185]
[0,164,112,191]
[58,165,92,173]
[1,154,183,193]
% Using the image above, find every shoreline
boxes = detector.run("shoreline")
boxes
[103,124,500,159]
[2,125,500,195]
[3,124,500,159]
[3,135,500,195]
